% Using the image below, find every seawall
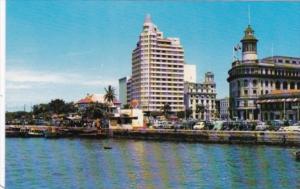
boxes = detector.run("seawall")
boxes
[6,125,300,146]
[110,129,300,146]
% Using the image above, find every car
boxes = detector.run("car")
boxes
[293,122,300,126]
[255,122,269,131]
[279,126,300,132]
[193,121,205,130]
[212,121,225,130]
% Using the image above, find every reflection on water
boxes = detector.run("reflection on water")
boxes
[6,138,300,189]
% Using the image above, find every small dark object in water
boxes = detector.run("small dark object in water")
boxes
[104,146,112,150]
[296,151,300,161]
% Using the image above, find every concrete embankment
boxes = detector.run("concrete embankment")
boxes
[6,125,300,146]
[110,129,300,146]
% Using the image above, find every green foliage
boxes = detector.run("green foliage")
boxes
[104,85,116,103]
[123,104,130,109]
[161,103,172,118]
[82,103,108,120]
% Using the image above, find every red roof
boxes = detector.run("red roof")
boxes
[77,97,93,104]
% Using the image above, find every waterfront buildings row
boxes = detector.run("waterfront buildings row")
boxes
[119,15,300,122]
[227,25,300,122]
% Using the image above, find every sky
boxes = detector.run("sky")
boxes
[6,1,300,111]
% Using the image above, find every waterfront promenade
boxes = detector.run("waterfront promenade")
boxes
[6,125,300,146]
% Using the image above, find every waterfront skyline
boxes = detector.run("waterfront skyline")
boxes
[6,1,300,111]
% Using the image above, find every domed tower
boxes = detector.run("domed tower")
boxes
[241,25,258,61]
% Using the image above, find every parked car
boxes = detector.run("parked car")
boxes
[255,122,269,131]
[212,121,225,130]
[278,126,300,132]
[193,121,205,130]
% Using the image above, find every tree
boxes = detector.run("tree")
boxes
[161,103,172,119]
[49,99,66,114]
[123,104,130,109]
[177,108,192,119]
[104,85,116,104]
[186,108,193,118]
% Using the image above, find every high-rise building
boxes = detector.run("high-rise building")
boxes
[227,25,300,121]
[130,14,185,112]
[119,76,130,106]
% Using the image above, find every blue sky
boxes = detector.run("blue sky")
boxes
[6,1,300,111]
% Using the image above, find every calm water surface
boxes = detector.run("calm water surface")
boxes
[6,138,300,189]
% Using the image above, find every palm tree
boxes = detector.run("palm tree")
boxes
[161,103,172,119]
[104,85,116,104]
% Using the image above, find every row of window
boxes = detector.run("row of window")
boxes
[234,80,300,90]
[276,59,300,65]
[190,99,215,105]
[140,97,183,100]
[231,67,300,77]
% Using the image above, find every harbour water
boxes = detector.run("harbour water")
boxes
[6,138,300,189]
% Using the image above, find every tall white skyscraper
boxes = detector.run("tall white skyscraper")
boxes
[131,14,185,112]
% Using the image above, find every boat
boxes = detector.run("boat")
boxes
[27,128,45,137]
[44,127,60,139]
[103,146,112,150]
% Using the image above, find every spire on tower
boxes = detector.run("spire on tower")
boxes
[144,14,152,23]
[248,5,251,25]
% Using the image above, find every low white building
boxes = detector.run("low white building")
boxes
[109,109,144,129]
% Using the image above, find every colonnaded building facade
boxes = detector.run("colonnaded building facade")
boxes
[184,72,217,121]
[227,25,300,121]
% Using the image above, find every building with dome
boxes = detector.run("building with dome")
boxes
[227,25,300,121]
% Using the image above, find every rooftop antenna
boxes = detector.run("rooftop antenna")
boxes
[271,43,274,62]
[248,5,251,25]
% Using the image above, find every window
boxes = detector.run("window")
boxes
[244,90,248,95]
[253,80,257,87]
[265,81,269,87]
[275,81,281,90]
[244,80,248,87]
[290,82,295,89]
[253,90,257,94]
[283,81,288,90]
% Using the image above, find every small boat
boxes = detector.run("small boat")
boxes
[28,128,45,137]
[44,127,60,139]
[103,146,112,150]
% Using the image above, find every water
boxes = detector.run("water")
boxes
[6,138,300,189]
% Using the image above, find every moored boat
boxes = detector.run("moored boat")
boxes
[27,127,45,137]
[6,126,28,137]
[44,127,60,139]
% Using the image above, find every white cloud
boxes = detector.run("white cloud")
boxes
[6,83,32,89]
[6,69,117,89]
